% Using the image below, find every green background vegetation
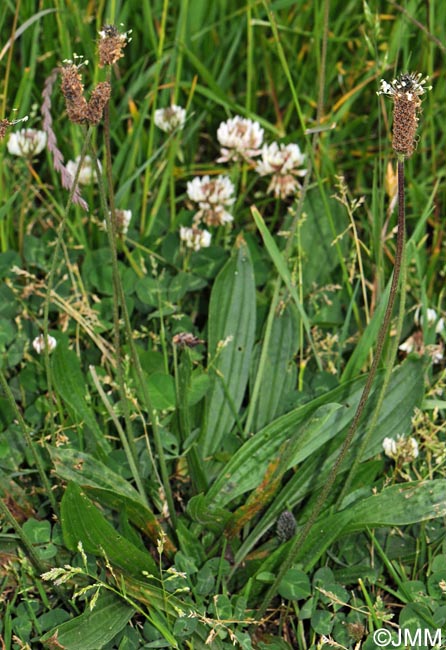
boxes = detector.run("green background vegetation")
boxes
[0,1,445,648]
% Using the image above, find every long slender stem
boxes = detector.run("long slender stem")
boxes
[43,129,93,440]
[0,370,58,513]
[101,104,178,528]
[257,158,406,619]
[98,104,138,469]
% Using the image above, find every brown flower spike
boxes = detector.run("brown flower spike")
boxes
[378,72,431,159]
[0,115,29,140]
[60,62,111,126]
[60,63,88,124]
[98,24,129,67]
[85,82,112,125]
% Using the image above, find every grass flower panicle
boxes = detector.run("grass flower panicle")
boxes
[216,116,264,163]
[180,225,211,251]
[7,128,47,157]
[32,334,57,354]
[186,175,235,226]
[378,72,431,159]
[154,105,186,133]
[66,155,101,185]
[255,141,307,198]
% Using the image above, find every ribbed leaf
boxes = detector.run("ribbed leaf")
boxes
[252,479,446,586]
[40,591,134,650]
[204,358,423,511]
[232,358,424,566]
[250,301,300,431]
[50,448,175,554]
[201,239,256,456]
[51,346,110,455]
[61,482,158,576]
[251,206,319,365]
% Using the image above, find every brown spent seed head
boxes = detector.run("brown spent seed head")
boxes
[85,82,112,125]
[98,24,128,67]
[0,115,29,140]
[0,119,11,140]
[377,72,431,160]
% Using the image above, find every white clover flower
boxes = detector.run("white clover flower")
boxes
[106,209,132,235]
[216,116,264,163]
[7,128,47,157]
[66,155,101,185]
[414,307,444,334]
[186,175,235,227]
[32,334,57,354]
[382,434,419,463]
[154,105,186,133]
[180,226,211,251]
[255,142,307,199]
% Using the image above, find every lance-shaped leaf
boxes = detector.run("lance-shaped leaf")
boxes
[201,238,256,456]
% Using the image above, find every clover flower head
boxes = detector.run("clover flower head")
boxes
[180,226,211,251]
[7,128,47,157]
[255,142,307,199]
[382,434,419,463]
[186,175,235,226]
[154,105,186,133]
[32,334,57,354]
[104,209,132,235]
[217,116,264,163]
[66,155,101,185]
[414,306,444,335]
[377,72,431,159]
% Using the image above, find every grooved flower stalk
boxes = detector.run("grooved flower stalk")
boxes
[257,71,431,619]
